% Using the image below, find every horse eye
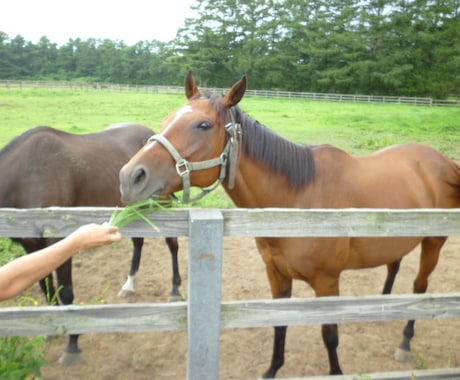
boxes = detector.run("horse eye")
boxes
[197,121,212,130]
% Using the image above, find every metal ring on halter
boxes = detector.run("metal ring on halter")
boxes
[175,159,191,177]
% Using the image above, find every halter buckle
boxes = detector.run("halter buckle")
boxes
[176,159,191,177]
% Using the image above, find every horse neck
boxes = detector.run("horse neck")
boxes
[222,152,302,208]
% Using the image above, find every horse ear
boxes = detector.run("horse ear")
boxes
[224,75,247,108]
[185,70,199,99]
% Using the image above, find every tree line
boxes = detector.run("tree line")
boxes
[1,0,458,98]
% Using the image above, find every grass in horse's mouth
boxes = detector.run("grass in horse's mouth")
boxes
[108,198,171,231]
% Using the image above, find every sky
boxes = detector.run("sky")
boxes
[1,0,197,46]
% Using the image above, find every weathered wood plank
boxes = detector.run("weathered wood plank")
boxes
[0,207,189,237]
[0,208,459,238]
[1,293,459,337]
[222,208,460,237]
[0,302,187,336]
[220,293,460,328]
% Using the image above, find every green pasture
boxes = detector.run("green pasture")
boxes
[1,87,459,156]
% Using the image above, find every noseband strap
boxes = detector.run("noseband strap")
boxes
[148,117,240,203]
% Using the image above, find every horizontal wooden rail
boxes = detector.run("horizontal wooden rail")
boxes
[1,293,459,337]
[0,207,459,238]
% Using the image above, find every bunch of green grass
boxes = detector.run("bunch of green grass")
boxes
[108,198,172,231]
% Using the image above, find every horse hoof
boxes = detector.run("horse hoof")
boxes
[58,351,82,366]
[118,289,135,298]
[394,347,413,362]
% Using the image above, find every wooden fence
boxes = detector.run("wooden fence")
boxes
[1,207,460,380]
[1,80,459,106]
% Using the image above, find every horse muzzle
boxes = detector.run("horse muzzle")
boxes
[119,163,165,205]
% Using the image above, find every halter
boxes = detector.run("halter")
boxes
[148,112,242,203]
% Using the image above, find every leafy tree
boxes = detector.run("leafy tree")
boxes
[95,39,126,82]
[0,0,458,97]
[30,37,59,78]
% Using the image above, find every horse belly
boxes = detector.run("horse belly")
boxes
[348,236,422,269]
[263,238,350,282]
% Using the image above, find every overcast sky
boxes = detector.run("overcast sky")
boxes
[1,0,197,46]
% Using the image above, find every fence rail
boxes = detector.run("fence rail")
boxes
[1,80,458,106]
[1,207,460,380]
[2,292,460,336]
[1,207,460,238]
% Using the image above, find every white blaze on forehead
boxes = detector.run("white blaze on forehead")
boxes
[142,105,194,153]
[163,105,194,132]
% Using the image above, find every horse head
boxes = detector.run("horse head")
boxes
[120,71,246,204]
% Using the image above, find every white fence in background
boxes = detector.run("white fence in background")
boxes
[1,80,458,106]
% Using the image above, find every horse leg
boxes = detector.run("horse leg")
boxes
[382,259,401,294]
[321,324,341,374]
[314,275,342,375]
[118,237,144,297]
[264,326,288,379]
[165,237,182,300]
[51,258,82,366]
[394,237,446,362]
[261,260,293,378]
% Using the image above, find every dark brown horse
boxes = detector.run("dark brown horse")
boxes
[119,72,460,377]
[0,123,181,365]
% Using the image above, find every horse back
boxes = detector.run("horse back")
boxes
[312,143,460,209]
[0,124,154,207]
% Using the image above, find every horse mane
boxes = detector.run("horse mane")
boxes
[205,93,316,188]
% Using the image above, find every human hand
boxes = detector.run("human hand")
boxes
[71,223,121,250]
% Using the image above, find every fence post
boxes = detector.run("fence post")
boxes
[187,209,224,380]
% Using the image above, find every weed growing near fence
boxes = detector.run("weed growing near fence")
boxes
[0,296,49,379]
[0,239,25,266]
[0,336,48,379]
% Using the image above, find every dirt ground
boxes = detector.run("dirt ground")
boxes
[14,235,460,379]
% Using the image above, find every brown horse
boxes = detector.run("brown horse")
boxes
[0,123,181,365]
[119,72,460,377]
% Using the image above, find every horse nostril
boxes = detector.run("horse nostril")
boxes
[134,168,146,185]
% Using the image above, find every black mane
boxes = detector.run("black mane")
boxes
[234,107,316,188]
[205,92,316,188]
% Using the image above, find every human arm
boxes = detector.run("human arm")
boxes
[0,223,121,302]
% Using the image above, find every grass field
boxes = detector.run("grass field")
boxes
[1,87,459,156]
